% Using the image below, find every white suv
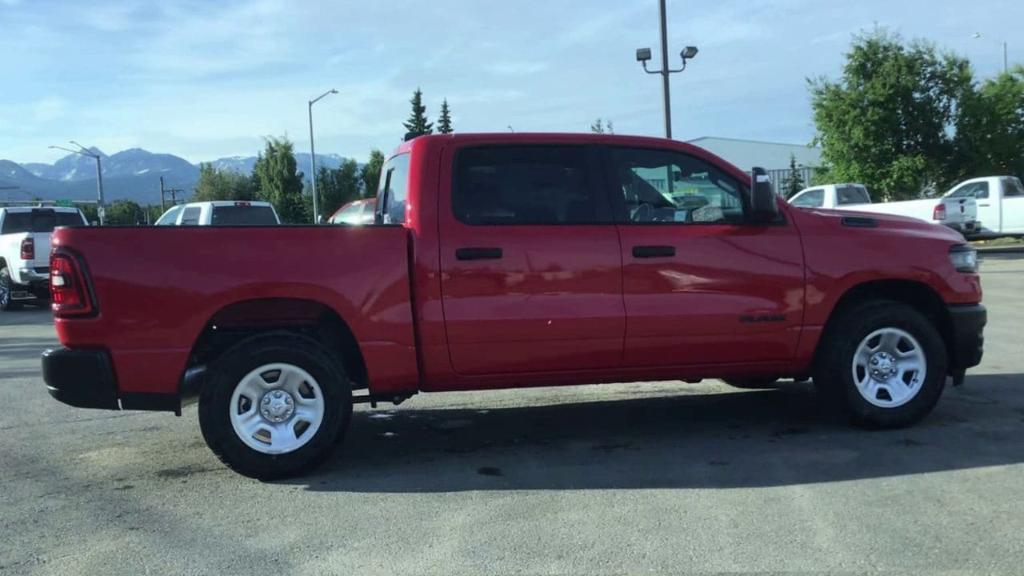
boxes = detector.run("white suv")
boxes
[0,206,88,311]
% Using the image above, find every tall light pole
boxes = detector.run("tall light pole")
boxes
[636,0,698,139]
[308,88,337,224]
[49,142,105,225]
[974,33,1008,74]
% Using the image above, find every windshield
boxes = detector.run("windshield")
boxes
[1,210,84,234]
[210,205,279,225]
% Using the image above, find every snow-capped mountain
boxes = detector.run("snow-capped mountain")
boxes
[1,148,350,205]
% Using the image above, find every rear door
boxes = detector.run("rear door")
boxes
[438,144,624,375]
[1000,177,1024,233]
[607,145,805,367]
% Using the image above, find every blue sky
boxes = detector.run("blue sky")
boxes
[0,0,1020,164]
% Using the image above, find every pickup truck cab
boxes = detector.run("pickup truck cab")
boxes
[42,134,986,479]
[945,176,1024,237]
[155,201,281,226]
[789,183,978,234]
[0,206,87,311]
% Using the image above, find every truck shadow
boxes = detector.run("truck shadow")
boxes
[290,374,1024,493]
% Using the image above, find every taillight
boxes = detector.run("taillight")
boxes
[50,253,94,316]
[933,204,947,221]
[20,237,34,260]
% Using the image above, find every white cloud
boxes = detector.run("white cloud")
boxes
[485,61,550,76]
[32,96,66,122]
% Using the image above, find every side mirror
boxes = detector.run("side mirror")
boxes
[749,167,779,222]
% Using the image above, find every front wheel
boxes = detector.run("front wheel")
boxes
[814,301,948,429]
[198,333,352,479]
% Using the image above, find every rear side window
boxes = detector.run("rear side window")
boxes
[1003,178,1023,197]
[791,189,824,208]
[180,207,201,225]
[453,146,606,225]
[1,210,83,233]
[211,205,278,225]
[379,154,411,225]
[837,185,870,205]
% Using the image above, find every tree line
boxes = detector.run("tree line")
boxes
[102,89,453,225]
[810,29,1024,200]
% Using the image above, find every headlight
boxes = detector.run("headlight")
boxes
[949,244,978,273]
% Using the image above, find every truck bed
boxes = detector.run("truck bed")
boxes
[51,225,419,398]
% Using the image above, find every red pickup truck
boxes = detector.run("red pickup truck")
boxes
[42,133,986,479]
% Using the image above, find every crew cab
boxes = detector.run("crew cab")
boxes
[42,134,986,479]
[789,183,978,234]
[155,201,281,226]
[944,176,1024,237]
[0,206,87,311]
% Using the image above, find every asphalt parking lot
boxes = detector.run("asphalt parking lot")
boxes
[1,253,1023,575]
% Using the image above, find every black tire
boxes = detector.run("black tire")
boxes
[198,332,352,479]
[0,266,20,312]
[722,377,780,389]
[814,301,947,429]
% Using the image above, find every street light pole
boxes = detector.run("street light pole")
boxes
[308,89,338,224]
[658,0,672,139]
[49,142,105,225]
[636,2,699,140]
[974,33,1009,74]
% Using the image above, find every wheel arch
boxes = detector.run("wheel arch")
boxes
[181,297,369,405]
[816,279,954,367]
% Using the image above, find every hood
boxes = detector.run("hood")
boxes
[793,207,965,244]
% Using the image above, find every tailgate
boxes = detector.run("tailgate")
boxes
[943,197,977,223]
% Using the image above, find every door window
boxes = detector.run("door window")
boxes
[608,147,744,224]
[791,189,825,208]
[453,146,609,225]
[1003,178,1023,197]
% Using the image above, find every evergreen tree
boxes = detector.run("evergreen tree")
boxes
[361,149,385,197]
[104,199,146,226]
[317,159,362,217]
[590,118,614,134]
[193,163,256,202]
[403,88,433,141]
[782,154,806,198]
[437,99,453,134]
[254,136,307,223]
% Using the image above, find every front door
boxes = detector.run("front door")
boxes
[606,145,806,368]
[438,144,624,375]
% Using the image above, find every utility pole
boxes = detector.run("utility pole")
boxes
[635,1,699,139]
[160,176,166,211]
[308,88,338,224]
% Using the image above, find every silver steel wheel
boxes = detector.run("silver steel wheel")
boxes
[851,327,927,408]
[229,363,325,455]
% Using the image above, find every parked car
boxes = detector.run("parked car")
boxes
[42,133,985,479]
[944,176,1024,237]
[0,206,87,311]
[788,183,978,234]
[155,201,281,226]
[327,198,376,225]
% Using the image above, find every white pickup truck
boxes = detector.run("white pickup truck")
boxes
[155,201,281,226]
[788,183,978,234]
[0,206,88,311]
[944,176,1024,237]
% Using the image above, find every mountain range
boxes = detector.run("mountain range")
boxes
[0,148,348,206]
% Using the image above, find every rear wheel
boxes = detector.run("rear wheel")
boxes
[814,301,947,428]
[0,266,20,312]
[198,333,352,479]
